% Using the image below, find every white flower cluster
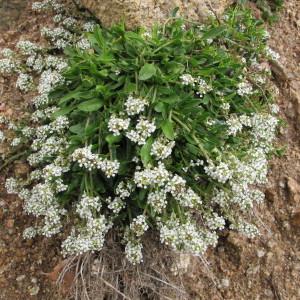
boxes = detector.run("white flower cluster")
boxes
[226,112,278,150]
[125,95,148,116]
[41,27,72,49]
[18,183,66,237]
[180,74,195,86]
[0,58,16,74]
[45,55,68,72]
[32,94,50,108]
[205,213,226,231]
[230,221,259,238]
[72,146,119,177]
[180,74,212,97]
[62,216,110,256]
[207,146,269,210]
[130,215,149,237]
[1,48,14,58]
[83,21,97,32]
[115,181,133,199]
[265,46,280,61]
[108,115,130,136]
[205,161,233,183]
[0,130,5,143]
[151,137,175,160]
[76,37,91,50]
[32,0,63,13]
[28,136,67,166]
[134,163,170,188]
[5,177,19,194]
[237,81,253,96]
[125,240,143,265]
[23,227,38,239]
[160,217,217,255]
[108,197,125,214]
[147,190,167,213]
[76,193,102,219]
[134,165,202,210]
[226,115,243,136]
[62,17,77,29]
[26,54,44,73]
[16,73,33,92]
[38,70,64,94]
[11,137,22,147]
[16,40,41,55]
[126,117,156,145]
[196,77,213,97]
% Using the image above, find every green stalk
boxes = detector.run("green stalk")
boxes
[0,150,28,171]
[172,114,210,160]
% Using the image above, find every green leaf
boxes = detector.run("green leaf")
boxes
[52,106,74,118]
[59,90,85,105]
[171,7,180,17]
[154,102,166,113]
[202,26,227,40]
[139,64,156,81]
[161,94,180,104]
[186,143,199,155]
[69,123,85,135]
[140,138,153,166]
[105,134,122,144]
[78,99,103,112]
[161,120,175,140]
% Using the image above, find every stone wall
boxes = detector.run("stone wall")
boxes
[80,0,231,29]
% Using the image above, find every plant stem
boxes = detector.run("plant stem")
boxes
[0,150,28,171]
[172,114,210,160]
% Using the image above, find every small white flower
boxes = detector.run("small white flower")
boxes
[11,137,22,147]
[147,190,167,213]
[270,104,279,114]
[16,73,33,92]
[126,117,156,145]
[226,115,243,136]
[125,95,148,116]
[265,46,280,61]
[196,77,213,97]
[180,74,195,86]
[130,215,149,237]
[23,227,38,239]
[237,81,253,96]
[108,115,130,136]
[16,40,40,55]
[77,38,91,50]
[0,130,5,143]
[1,48,14,58]
[125,240,143,264]
[83,21,96,32]
[151,137,175,160]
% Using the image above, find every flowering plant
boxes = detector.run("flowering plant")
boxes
[0,2,280,265]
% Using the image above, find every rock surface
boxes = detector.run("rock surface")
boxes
[80,0,232,29]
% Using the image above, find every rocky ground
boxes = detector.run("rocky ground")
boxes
[0,0,299,299]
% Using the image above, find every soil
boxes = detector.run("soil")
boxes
[0,0,299,299]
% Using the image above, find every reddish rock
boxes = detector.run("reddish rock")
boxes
[286,177,300,204]
[5,219,15,229]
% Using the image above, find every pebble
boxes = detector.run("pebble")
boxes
[16,275,26,282]
[5,219,14,228]
[219,278,230,289]
[257,249,266,258]
[28,284,40,296]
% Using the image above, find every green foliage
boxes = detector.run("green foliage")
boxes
[3,6,280,262]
